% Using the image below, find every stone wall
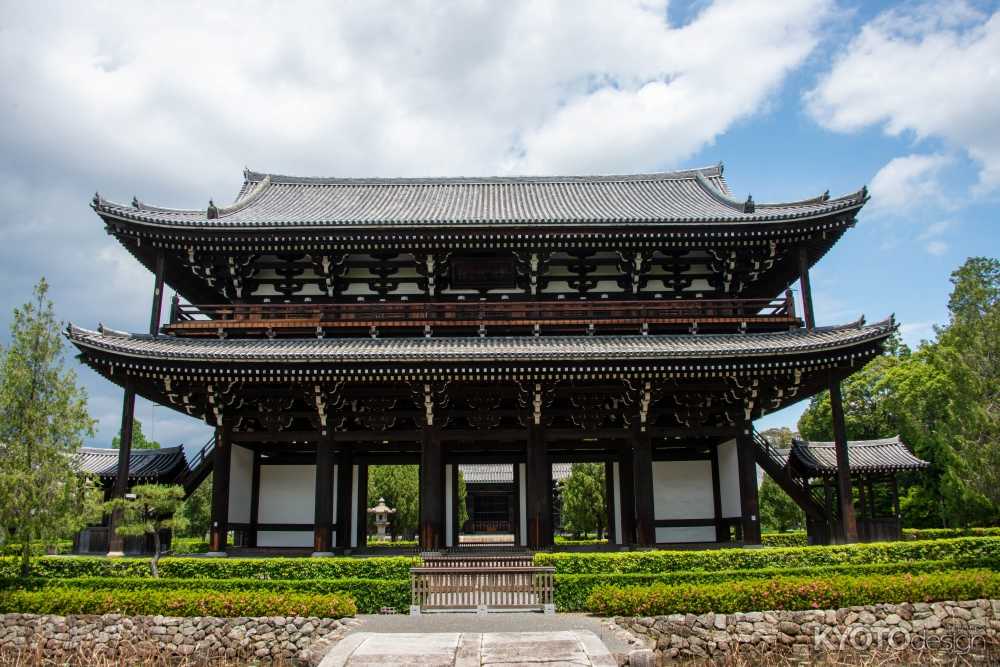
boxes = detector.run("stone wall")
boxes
[0,613,359,664]
[612,599,1000,662]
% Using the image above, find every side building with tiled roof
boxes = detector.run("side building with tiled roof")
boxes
[70,164,904,554]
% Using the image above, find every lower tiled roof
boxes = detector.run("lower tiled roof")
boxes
[66,319,893,365]
[460,463,573,484]
[791,436,928,475]
[76,446,187,481]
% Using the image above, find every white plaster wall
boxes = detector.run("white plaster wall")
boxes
[718,439,742,518]
[652,460,713,520]
[258,465,315,524]
[256,531,312,548]
[228,445,253,525]
[656,526,716,542]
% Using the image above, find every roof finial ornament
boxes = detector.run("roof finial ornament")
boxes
[822,190,830,202]
[92,192,102,206]
[132,196,140,209]
[243,166,251,180]
[743,194,755,214]
[207,199,219,219]
[860,185,869,200]
[717,161,724,175]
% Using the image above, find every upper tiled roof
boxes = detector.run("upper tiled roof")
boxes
[76,446,187,481]
[460,463,572,484]
[66,318,894,365]
[791,436,929,475]
[92,166,867,229]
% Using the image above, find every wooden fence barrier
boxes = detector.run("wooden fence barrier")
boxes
[410,565,555,613]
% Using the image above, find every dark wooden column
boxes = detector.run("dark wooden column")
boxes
[450,463,461,548]
[248,451,260,548]
[797,245,816,330]
[149,251,166,336]
[604,460,616,545]
[525,423,552,549]
[313,433,335,555]
[336,447,353,550]
[107,381,136,556]
[710,444,725,542]
[736,424,762,545]
[632,428,656,547]
[208,420,232,555]
[618,446,636,545]
[355,463,369,549]
[419,427,444,550]
[512,462,522,546]
[829,378,858,543]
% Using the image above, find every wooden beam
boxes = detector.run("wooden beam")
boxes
[336,445,353,550]
[419,427,444,550]
[736,423,762,545]
[829,377,858,543]
[632,427,656,546]
[209,420,232,554]
[525,422,553,549]
[710,444,725,542]
[149,251,166,336]
[313,431,335,554]
[798,246,815,330]
[107,383,137,556]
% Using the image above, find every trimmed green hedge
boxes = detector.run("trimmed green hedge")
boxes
[171,537,209,554]
[0,587,356,618]
[534,536,1000,574]
[1,576,407,615]
[554,557,994,611]
[0,555,419,580]
[761,532,808,548]
[0,541,74,557]
[902,527,1000,540]
[586,569,1000,616]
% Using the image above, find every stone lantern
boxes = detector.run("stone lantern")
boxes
[367,497,396,542]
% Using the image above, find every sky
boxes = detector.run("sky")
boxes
[0,0,998,450]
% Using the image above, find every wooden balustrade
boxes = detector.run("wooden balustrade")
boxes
[410,565,555,612]
[164,295,801,338]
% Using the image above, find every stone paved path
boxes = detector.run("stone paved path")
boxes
[318,631,617,667]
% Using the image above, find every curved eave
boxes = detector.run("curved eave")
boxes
[66,318,895,368]
[90,164,868,231]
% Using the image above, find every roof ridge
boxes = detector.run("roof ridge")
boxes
[243,165,724,186]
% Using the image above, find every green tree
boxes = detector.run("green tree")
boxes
[758,474,805,532]
[111,419,160,450]
[0,279,100,576]
[179,474,212,538]
[105,484,188,577]
[559,463,607,538]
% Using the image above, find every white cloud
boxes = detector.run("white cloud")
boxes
[0,0,833,444]
[925,240,948,256]
[917,219,957,240]
[805,1,1000,191]
[868,153,951,214]
[899,320,937,347]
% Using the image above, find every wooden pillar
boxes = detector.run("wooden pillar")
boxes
[107,382,136,556]
[525,423,552,549]
[618,446,636,545]
[798,245,816,330]
[248,451,260,548]
[149,251,166,336]
[419,427,444,550]
[829,378,858,543]
[450,463,460,548]
[355,463,368,549]
[604,460,616,545]
[336,447,353,550]
[512,462,522,546]
[736,424,762,545]
[313,434,335,555]
[710,444,725,542]
[208,420,232,555]
[632,428,655,547]
[891,475,901,518]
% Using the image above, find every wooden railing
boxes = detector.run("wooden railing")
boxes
[410,565,555,613]
[172,295,794,324]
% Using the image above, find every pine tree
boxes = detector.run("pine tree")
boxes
[559,463,607,538]
[105,484,187,577]
[0,279,100,576]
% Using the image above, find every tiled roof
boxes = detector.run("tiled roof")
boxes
[791,437,929,475]
[66,319,893,365]
[460,463,573,484]
[92,166,867,229]
[76,446,187,481]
